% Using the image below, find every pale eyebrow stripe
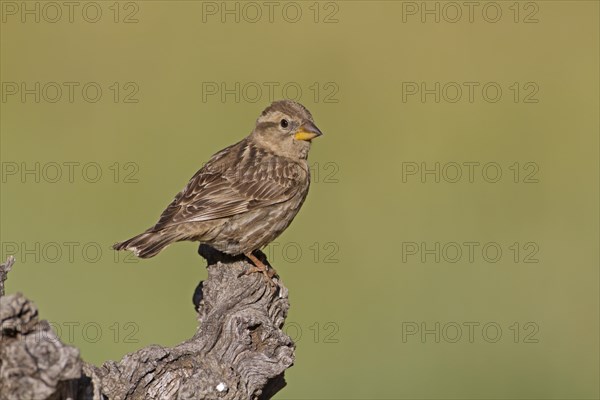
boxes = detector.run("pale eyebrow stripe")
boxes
[257,111,285,124]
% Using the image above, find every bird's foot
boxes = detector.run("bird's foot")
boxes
[242,252,278,287]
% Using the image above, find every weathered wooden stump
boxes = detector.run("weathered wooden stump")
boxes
[0,246,295,400]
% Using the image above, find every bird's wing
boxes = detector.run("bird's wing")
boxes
[151,141,307,230]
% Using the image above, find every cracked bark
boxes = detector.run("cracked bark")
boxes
[0,246,295,400]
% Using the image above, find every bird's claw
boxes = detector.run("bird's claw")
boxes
[238,265,277,287]
[242,251,278,287]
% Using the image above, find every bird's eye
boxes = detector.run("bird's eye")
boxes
[280,119,289,128]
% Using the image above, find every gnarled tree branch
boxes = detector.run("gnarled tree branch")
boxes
[0,256,14,297]
[0,246,295,400]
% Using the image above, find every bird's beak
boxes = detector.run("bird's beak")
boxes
[294,121,323,141]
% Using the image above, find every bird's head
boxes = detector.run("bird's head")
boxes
[250,99,323,160]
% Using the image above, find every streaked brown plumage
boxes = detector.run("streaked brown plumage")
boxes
[113,100,323,278]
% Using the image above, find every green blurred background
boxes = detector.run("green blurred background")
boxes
[1,1,598,398]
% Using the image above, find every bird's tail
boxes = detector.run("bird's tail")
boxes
[113,228,182,259]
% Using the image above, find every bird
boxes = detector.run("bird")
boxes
[113,99,323,281]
